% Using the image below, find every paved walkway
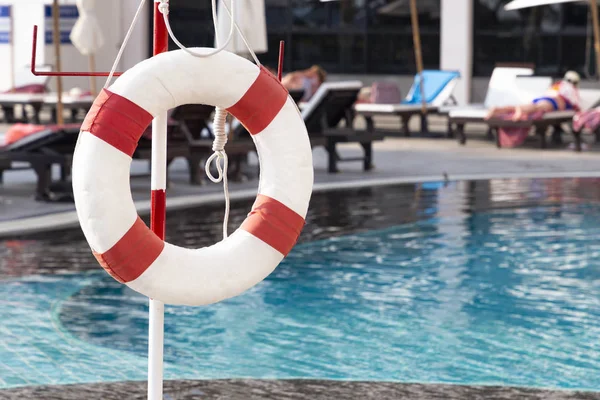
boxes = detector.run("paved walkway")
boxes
[1,116,599,236]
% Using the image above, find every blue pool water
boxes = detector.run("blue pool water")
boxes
[2,204,600,389]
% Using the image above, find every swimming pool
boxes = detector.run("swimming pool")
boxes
[2,179,600,391]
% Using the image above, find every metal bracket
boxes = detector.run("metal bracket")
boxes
[31,25,124,77]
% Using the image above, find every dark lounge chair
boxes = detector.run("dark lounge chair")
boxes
[230,81,385,173]
[0,86,375,200]
[0,124,80,200]
[0,105,216,200]
[301,81,385,172]
[232,81,385,173]
[288,89,305,104]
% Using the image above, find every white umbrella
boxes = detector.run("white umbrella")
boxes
[216,0,267,56]
[505,0,586,9]
[70,0,105,95]
[216,0,267,140]
[504,0,600,77]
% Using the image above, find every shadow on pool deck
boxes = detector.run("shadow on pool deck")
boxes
[1,380,599,400]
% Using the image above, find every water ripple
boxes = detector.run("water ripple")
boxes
[3,179,600,389]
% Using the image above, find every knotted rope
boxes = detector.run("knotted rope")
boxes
[106,0,261,240]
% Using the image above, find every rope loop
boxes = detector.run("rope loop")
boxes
[205,151,228,183]
[204,107,231,238]
[109,0,247,240]
[204,149,230,239]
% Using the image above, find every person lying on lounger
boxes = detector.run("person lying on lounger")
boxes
[485,71,581,121]
[282,65,327,101]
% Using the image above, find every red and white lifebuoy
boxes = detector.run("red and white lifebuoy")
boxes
[72,49,313,306]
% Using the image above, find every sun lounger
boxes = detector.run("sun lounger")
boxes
[43,93,96,123]
[0,66,52,123]
[440,67,535,116]
[451,87,600,149]
[236,81,387,172]
[0,91,93,124]
[0,93,46,124]
[445,67,540,140]
[225,81,385,174]
[302,81,386,172]
[289,89,305,104]
[354,70,460,136]
[0,104,217,199]
[0,124,80,200]
[448,71,573,146]
[571,93,600,151]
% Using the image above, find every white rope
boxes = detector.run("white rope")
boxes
[157,0,263,240]
[204,108,230,239]
[104,0,147,88]
[106,0,255,240]
[158,0,261,66]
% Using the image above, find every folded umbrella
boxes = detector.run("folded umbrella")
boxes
[69,0,105,95]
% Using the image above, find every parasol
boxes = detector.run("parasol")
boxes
[216,0,268,56]
[70,0,105,95]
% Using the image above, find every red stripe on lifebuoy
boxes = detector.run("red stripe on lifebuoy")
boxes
[227,66,288,135]
[241,194,305,256]
[93,216,164,283]
[82,89,153,157]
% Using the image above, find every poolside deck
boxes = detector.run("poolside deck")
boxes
[2,379,599,400]
[1,115,600,237]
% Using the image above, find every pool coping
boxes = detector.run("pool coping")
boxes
[2,379,599,400]
[2,170,600,238]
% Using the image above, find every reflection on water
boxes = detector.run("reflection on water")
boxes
[3,178,600,278]
[2,178,600,389]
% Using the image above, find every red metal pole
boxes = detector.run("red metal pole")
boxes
[151,1,168,239]
[148,3,169,400]
[277,40,285,82]
[153,2,169,57]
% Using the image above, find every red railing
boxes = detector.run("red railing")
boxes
[30,25,124,77]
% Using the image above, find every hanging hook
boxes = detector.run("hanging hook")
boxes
[30,25,124,77]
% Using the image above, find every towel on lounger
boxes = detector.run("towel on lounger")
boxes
[573,108,600,132]
[2,124,47,146]
[496,111,545,148]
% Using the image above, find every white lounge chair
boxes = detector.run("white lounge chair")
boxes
[0,65,52,123]
[354,70,460,136]
[440,67,535,116]
[451,84,600,148]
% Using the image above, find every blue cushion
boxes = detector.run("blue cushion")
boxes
[402,70,460,105]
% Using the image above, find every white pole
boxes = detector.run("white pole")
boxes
[148,297,165,400]
[148,111,168,400]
